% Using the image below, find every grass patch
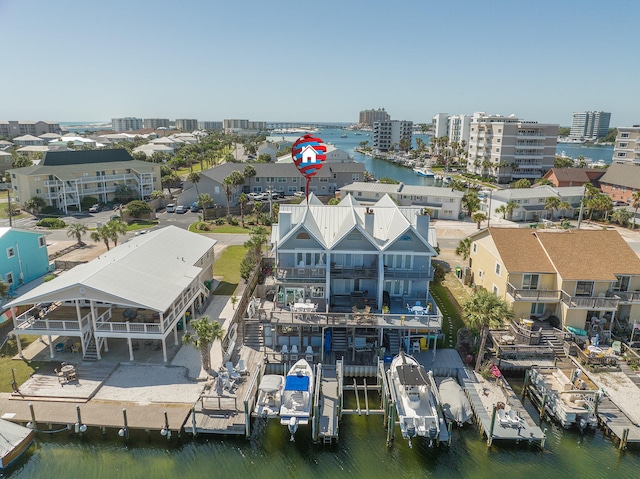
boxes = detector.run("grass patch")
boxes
[430,274,468,343]
[211,245,248,295]
[126,220,159,231]
[0,336,46,392]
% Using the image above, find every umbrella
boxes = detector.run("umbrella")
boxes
[215,375,224,396]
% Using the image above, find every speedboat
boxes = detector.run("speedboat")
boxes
[280,359,315,441]
[413,166,435,178]
[254,375,285,418]
[0,419,34,470]
[438,377,473,427]
[388,352,442,447]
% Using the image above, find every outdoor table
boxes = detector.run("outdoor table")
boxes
[293,303,315,312]
[411,306,425,314]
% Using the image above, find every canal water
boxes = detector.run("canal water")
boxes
[7,377,640,478]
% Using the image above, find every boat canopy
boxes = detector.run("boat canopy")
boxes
[285,375,310,391]
[396,364,429,386]
[259,375,284,393]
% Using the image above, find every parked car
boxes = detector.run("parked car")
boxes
[614,201,628,207]
[166,203,177,213]
[293,191,306,198]
[89,204,102,213]
[247,192,260,201]
[190,202,201,212]
[175,205,188,214]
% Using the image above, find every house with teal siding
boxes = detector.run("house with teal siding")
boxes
[0,227,49,293]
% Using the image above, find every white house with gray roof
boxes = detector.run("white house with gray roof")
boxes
[339,182,464,220]
[7,226,216,362]
[484,185,584,222]
[271,193,438,313]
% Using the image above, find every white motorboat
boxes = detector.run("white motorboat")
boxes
[528,366,599,431]
[254,375,285,418]
[0,419,34,470]
[388,352,442,447]
[413,167,435,178]
[438,377,473,426]
[280,359,315,441]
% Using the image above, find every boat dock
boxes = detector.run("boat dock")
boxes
[314,363,340,444]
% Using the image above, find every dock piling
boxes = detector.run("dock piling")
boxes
[118,408,129,439]
[488,406,496,447]
[28,403,36,431]
[75,406,86,434]
[161,411,171,440]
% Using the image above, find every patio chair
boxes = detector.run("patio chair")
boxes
[412,341,421,354]
[290,345,299,361]
[235,359,248,376]
[497,409,510,426]
[55,343,65,353]
[226,361,241,380]
[508,409,523,427]
[305,346,314,362]
[71,343,80,354]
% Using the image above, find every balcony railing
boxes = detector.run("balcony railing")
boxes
[385,266,434,280]
[266,310,442,331]
[607,290,640,303]
[507,283,561,302]
[561,291,619,309]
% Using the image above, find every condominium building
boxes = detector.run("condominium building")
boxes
[175,119,198,131]
[143,118,171,129]
[359,108,390,127]
[372,120,413,152]
[431,114,471,147]
[223,119,249,130]
[466,112,559,183]
[0,121,61,139]
[612,126,640,165]
[111,117,143,132]
[247,121,267,130]
[569,111,611,140]
[199,121,223,130]
[8,149,161,213]
[432,113,449,138]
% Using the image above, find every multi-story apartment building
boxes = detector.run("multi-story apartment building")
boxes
[612,126,640,165]
[431,113,471,146]
[8,149,161,213]
[372,120,413,152]
[175,119,199,131]
[199,121,223,131]
[569,111,611,140]
[223,119,249,130]
[468,228,640,334]
[143,118,171,129]
[247,121,267,130]
[0,121,61,139]
[1,227,50,294]
[359,108,390,127]
[466,112,558,183]
[432,113,449,138]
[111,117,143,132]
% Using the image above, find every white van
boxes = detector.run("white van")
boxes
[166,203,177,213]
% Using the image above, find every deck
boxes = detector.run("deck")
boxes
[317,364,339,443]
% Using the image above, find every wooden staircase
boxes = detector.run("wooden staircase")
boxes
[331,328,348,352]
[387,329,401,355]
[244,321,264,350]
[83,338,99,362]
[540,329,566,359]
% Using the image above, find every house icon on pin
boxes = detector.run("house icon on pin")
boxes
[301,145,318,164]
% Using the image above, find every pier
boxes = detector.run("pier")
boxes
[314,362,341,444]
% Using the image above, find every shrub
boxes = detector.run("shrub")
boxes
[81,196,99,209]
[228,218,239,226]
[40,205,59,215]
[37,217,66,229]
[214,218,224,226]
[43,274,56,282]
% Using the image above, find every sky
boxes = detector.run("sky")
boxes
[1,0,639,126]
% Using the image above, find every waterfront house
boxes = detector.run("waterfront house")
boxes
[6,226,215,362]
[178,162,366,207]
[484,185,584,222]
[598,163,640,205]
[0,227,50,295]
[339,182,463,220]
[467,227,640,336]
[542,168,605,188]
[12,135,45,147]
[257,142,278,161]
[276,144,352,164]
[0,151,12,175]
[7,149,162,213]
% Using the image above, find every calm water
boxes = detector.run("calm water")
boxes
[556,144,614,164]
[7,378,640,478]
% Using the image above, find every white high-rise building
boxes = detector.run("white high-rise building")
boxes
[570,111,611,140]
[466,112,559,183]
[431,113,471,150]
[432,113,449,138]
[612,126,640,165]
[372,120,413,152]
[143,118,170,129]
[175,119,198,131]
[111,117,142,132]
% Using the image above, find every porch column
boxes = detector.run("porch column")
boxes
[16,335,23,358]
[127,338,134,361]
[352,328,356,362]
[75,300,86,357]
[320,326,325,363]
[162,338,168,363]
[96,339,102,360]
[173,324,178,346]
[432,327,438,358]
[609,310,615,335]
[104,337,109,352]
[378,254,384,311]
[325,252,331,307]
[48,335,54,359]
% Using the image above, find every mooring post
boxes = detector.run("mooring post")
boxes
[521,369,529,402]
[447,421,453,446]
[386,402,395,447]
[162,411,171,440]
[28,403,36,431]
[75,405,86,435]
[119,408,129,439]
[191,407,197,437]
[488,405,496,447]
[539,393,547,424]
[620,428,629,450]
[541,427,547,449]
[11,368,18,393]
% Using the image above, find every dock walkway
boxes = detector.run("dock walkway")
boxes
[317,364,339,444]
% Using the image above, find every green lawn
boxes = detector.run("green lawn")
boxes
[430,278,466,345]
[126,220,159,231]
[0,336,46,392]
[212,245,248,295]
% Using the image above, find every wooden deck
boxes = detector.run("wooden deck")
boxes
[317,364,339,443]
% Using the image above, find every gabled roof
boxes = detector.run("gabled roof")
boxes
[340,182,464,199]
[544,168,604,183]
[7,227,216,312]
[480,228,555,273]
[599,164,640,190]
[491,185,584,201]
[201,161,365,183]
[13,134,42,142]
[41,149,133,166]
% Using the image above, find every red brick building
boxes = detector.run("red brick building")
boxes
[542,168,605,188]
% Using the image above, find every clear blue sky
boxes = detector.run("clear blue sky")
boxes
[2,0,638,126]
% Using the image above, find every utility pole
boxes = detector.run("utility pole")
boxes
[486,190,492,228]
[577,184,586,230]
[7,189,13,227]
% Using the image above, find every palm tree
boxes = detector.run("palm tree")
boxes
[463,289,514,372]
[455,237,472,266]
[461,192,480,217]
[198,193,213,221]
[631,191,640,229]
[505,201,518,221]
[496,204,507,219]
[181,316,225,377]
[25,196,46,215]
[90,225,112,251]
[558,201,571,219]
[611,208,632,227]
[238,193,248,227]
[472,212,487,229]
[544,196,561,220]
[107,219,127,247]
[253,201,263,225]
[223,175,233,217]
[188,172,201,197]
[67,223,88,245]
[0,279,8,299]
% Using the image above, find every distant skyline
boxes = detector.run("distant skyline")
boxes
[2,0,639,126]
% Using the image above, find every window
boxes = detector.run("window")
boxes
[530,303,545,316]
[620,143,628,148]
[38,236,46,247]
[472,242,477,253]
[492,285,499,295]
[621,132,630,138]
[575,281,593,297]
[255,177,261,182]
[352,174,360,181]
[5,272,13,284]
[495,263,501,275]
[319,177,328,182]
[617,152,627,157]
[522,274,539,290]
[278,177,286,183]
[614,275,630,292]
[6,247,15,259]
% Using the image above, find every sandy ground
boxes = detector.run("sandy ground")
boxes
[585,369,640,425]
[93,364,204,405]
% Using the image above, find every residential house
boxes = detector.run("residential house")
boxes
[484,186,584,222]
[257,142,278,161]
[339,182,463,220]
[276,144,351,164]
[271,193,438,313]
[13,135,45,147]
[178,162,366,207]
[0,121,61,139]
[612,126,640,165]
[7,149,161,213]
[0,151,12,175]
[0,227,50,295]
[467,228,640,335]
[542,168,605,188]
[598,163,640,205]
[6,226,215,362]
